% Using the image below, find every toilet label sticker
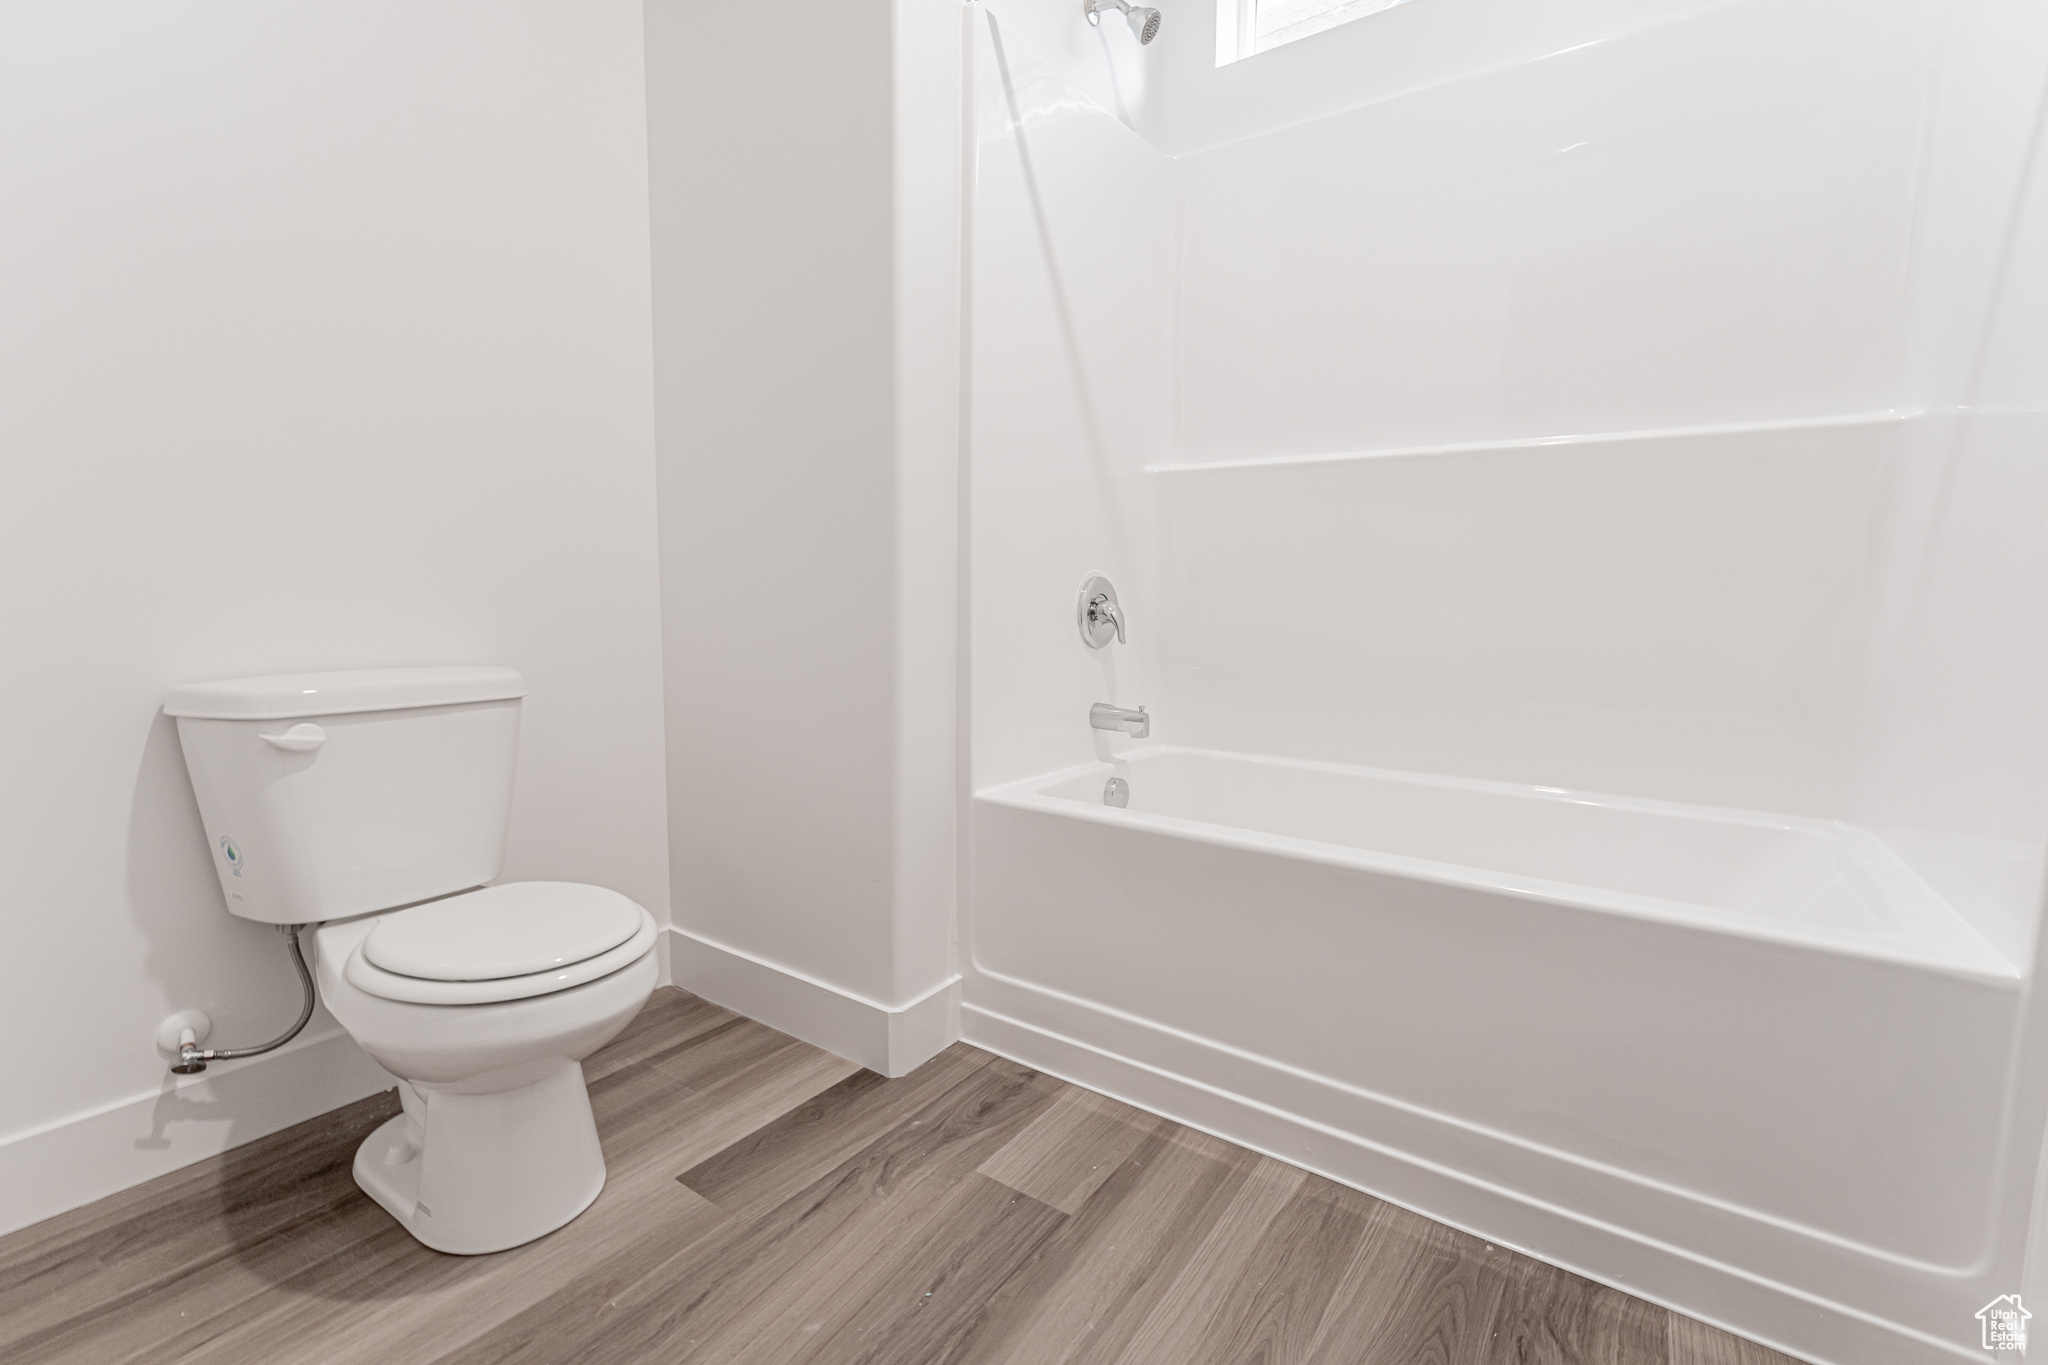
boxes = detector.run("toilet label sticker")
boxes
[220,835,244,877]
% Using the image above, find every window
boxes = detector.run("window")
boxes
[1217,0,1417,63]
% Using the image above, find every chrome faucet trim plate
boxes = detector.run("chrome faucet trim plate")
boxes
[1078,574,1126,648]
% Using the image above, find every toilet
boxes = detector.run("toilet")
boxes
[164,666,658,1255]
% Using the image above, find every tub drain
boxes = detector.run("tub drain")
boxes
[1103,776,1129,808]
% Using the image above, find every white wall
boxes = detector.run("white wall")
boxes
[646,0,963,1074]
[0,0,671,1236]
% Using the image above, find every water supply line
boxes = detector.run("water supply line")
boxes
[170,924,316,1074]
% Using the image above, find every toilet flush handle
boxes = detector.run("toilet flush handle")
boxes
[261,722,326,752]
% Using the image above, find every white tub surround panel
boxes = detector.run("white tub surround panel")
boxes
[1149,0,1727,157]
[983,0,1152,134]
[1151,415,1906,820]
[1854,409,2048,971]
[1172,0,1933,461]
[968,9,1176,793]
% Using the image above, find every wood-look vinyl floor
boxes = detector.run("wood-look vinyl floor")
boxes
[0,988,1804,1365]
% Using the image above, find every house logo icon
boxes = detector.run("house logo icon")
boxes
[1978,1295,2030,1352]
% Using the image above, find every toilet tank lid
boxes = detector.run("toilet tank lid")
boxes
[164,666,525,720]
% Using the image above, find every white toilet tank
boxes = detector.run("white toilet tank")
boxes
[165,667,526,925]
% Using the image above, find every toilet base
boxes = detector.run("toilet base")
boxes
[354,1058,606,1255]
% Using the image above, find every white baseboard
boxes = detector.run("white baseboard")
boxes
[655,916,675,988]
[962,996,1981,1365]
[666,926,959,1077]
[0,1026,394,1239]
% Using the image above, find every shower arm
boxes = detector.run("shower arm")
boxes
[171,924,316,1074]
[1084,0,1162,44]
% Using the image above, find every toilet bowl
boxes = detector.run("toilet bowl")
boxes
[164,666,658,1256]
[314,882,658,1255]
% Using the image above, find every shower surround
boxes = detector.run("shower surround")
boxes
[961,2,2048,1361]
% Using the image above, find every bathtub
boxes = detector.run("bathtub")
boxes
[965,746,2021,1358]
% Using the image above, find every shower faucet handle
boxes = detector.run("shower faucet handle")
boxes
[1077,575,1126,648]
[1089,594,1126,644]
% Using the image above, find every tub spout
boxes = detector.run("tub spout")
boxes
[1090,702,1150,739]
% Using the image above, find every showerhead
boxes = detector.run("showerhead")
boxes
[1084,0,1162,45]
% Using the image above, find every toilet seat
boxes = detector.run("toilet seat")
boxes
[366,882,643,980]
[345,882,659,1006]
